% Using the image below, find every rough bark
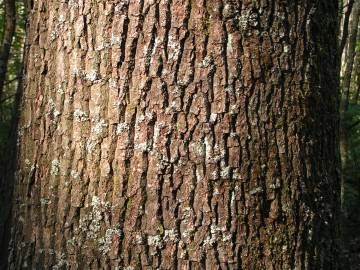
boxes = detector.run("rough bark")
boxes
[0,0,16,103]
[4,0,340,269]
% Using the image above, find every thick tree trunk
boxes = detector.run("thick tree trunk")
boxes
[3,1,340,269]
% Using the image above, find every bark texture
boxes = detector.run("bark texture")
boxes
[5,0,340,269]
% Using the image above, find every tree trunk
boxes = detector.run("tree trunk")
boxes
[341,1,359,113]
[0,0,16,103]
[339,0,355,57]
[340,1,359,211]
[3,1,340,269]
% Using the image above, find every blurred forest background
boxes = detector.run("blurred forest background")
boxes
[0,0,359,266]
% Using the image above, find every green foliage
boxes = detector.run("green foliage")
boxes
[343,104,360,221]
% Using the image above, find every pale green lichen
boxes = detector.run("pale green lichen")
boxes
[98,225,121,255]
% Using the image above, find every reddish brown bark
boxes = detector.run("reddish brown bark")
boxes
[3,0,340,269]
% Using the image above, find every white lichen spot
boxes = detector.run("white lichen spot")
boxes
[85,69,98,82]
[209,113,217,123]
[114,0,129,13]
[91,119,108,135]
[66,237,76,247]
[49,30,58,41]
[204,137,211,162]
[24,159,31,166]
[91,196,101,208]
[182,207,192,220]
[227,34,233,54]
[164,229,179,243]
[98,225,121,255]
[135,142,149,152]
[70,170,79,179]
[203,225,231,246]
[111,34,121,46]
[58,14,66,24]
[72,67,83,77]
[220,166,231,178]
[153,125,160,145]
[147,235,163,250]
[86,140,97,153]
[109,78,117,89]
[167,35,180,61]
[182,227,195,239]
[146,111,155,121]
[222,232,232,242]
[73,109,88,122]
[50,159,60,176]
[135,234,144,244]
[40,198,51,206]
[52,253,68,270]
[283,45,289,53]
[238,10,258,30]
[57,85,65,95]
[225,85,234,94]
[249,187,263,195]
[53,110,61,118]
[203,235,216,246]
[116,122,129,135]
[200,56,213,68]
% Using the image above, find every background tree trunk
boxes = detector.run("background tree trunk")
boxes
[339,0,356,58]
[4,0,340,269]
[0,0,16,104]
[340,1,359,212]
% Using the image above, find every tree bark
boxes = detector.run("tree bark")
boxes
[4,1,340,269]
[0,0,16,103]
